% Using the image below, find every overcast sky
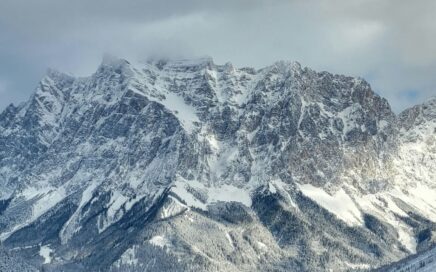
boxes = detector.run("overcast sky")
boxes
[0,0,435,112]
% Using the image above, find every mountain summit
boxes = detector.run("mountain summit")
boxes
[0,56,435,271]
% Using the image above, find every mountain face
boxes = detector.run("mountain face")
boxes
[0,56,435,271]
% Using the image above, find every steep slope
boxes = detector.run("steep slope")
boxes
[0,56,434,271]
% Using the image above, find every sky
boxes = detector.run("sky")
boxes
[0,0,435,112]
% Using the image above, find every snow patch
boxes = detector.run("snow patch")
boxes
[350,190,418,252]
[60,182,99,243]
[99,191,129,233]
[119,247,139,266]
[158,195,187,220]
[149,235,170,248]
[129,65,201,134]
[171,180,207,210]
[21,185,67,222]
[39,245,53,264]
[256,241,268,251]
[208,184,252,206]
[298,183,362,226]
[171,178,252,210]
[270,179,298,209]
[344,261,370,270]
[158,91,200,133]
[225,232,234,249]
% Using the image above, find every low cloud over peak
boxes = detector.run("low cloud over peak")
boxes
[0,0,435,112]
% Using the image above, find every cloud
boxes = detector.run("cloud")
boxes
[0,0,435,112]
[0,80,6,95]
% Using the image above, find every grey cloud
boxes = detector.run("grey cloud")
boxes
[0,0,435,112]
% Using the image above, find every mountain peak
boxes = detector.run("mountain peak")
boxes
[99,53,131,68]
[145,56,215,70]
[273,60,302,70]
[44,68,74,82]
[0,56,435,272]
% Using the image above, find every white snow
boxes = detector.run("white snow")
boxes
[351,191,418,253]
[21,185,67,222]
[256,241,268,251]
[268,182,277,194]
[171,177,252,211]
[60,182,99,243]
[208,184,252,206]
[298,183,362,226]
[149,235,170,248]
[171,179,208,210]
[98,191,129,233]
[129,85,199,133]
[344,261,370,270]
[119,246,139,266]
[107,191,128,220]
[205,135,239,181]
[337,103,362,139]
[406,184,436,220]
[129,62,201,134]
[225,232,234,249]
[158,195,187,220]
[206,134,219,151]
[269,179,298,209]
[159,91,200,133]
[39,245,53,264]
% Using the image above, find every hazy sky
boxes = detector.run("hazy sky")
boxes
[1,0,435,112]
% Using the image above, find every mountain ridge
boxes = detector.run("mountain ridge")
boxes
[0,56,435,271]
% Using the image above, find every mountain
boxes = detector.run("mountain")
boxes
[0,55,435,271]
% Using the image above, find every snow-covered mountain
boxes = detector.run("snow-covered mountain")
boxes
[0,56,435,271]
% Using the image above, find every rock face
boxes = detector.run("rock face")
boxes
[0,56,435,271]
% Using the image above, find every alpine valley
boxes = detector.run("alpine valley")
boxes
[0,56,435,271]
